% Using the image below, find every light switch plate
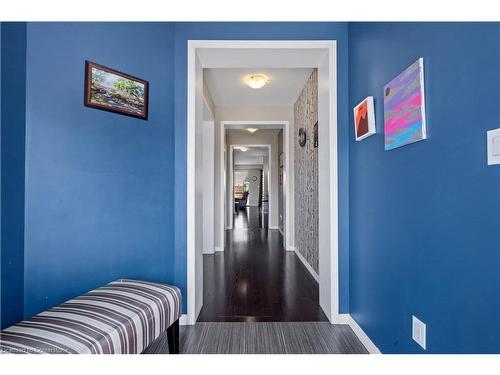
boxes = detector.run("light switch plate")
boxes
[412,315,426,350]
[487,128,500,165]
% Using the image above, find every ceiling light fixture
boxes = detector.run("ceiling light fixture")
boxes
[244,74,269,89]
[247,128,258,134]
[235,146,248,152]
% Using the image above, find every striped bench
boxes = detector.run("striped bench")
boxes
[0,279,181,354]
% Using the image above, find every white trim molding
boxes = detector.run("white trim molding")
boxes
[187,40,339,326]
[221,121,291,250]
[292,247,319,283]
[344,315,381,354]
[179,314,188,326]
[228,143,273,231]
[337,313,350,325]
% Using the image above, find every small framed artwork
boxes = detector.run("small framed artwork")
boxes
[383,58,427,150]
[353,96,376,141]
[298,128,307,147]
[313,121,318,148]
[84,61,149,120]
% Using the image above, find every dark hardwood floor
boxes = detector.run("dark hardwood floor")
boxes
[198,206,328,322]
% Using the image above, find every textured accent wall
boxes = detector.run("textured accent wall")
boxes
[277,129,284,231]
[294,69,318,273]
[246,169,261,207]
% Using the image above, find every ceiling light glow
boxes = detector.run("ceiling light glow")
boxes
[244,74,269,89]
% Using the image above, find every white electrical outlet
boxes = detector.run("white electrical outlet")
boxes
[487,128,500,165]
[412,315,426,350]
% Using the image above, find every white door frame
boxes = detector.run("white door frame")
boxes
[221,122,290,246]
[202,97,215,256]
[187,40,339,325]
[202,121,215,254]
[228,143,271,228]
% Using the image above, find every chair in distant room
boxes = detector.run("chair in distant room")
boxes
[235,191,249,211]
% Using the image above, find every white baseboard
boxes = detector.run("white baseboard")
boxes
[203,250,215,255]
[181,312,379,353]
[345,314,381,354]
[179,314,188,326]
[269,226,279,230]
[214,246,224,252]
[292,247,319,283]
[337,313,350,325]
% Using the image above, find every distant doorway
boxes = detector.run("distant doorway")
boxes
[231,144,270,229]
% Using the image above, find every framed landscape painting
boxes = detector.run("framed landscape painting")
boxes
[383,58,427,150]
[353,96,376,141]
[84,61,149,120]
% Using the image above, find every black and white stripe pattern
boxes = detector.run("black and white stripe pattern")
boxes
[0,279,181,354]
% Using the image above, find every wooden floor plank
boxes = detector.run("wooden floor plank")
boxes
[199,207,328,322]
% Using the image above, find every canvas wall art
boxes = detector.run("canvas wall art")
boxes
[313,121,318,147]
[353,96,376,141]
[84,61,149,120]
[383,58,427,150]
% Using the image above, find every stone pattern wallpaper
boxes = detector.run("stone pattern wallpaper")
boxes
[294,69,319,273]
[278,129,284,232]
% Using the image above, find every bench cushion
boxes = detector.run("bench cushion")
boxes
[0,279,181,354]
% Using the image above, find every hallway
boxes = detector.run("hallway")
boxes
[198,207,327,322]
[233,206,268,229]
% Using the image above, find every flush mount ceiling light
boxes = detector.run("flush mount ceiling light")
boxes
[234,146,248,152]
[244,74,269,89]
[247,128,258,134]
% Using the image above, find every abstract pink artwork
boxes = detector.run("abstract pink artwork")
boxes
[383,58,427,150]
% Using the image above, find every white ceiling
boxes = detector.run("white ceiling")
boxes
[205,68,313,108]
[234,146,268,165]
[234,146,268,157]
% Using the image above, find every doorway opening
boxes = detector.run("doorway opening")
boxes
[198,125,327,322]
[232,145,270,230]
[187,40,339,325]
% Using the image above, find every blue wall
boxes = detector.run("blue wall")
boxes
[2,22,351,321]
[4,22,497,353]
[1,22,27,329]
[23,23,176,318]
[172,22,351,313]
[348,22,500,353]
